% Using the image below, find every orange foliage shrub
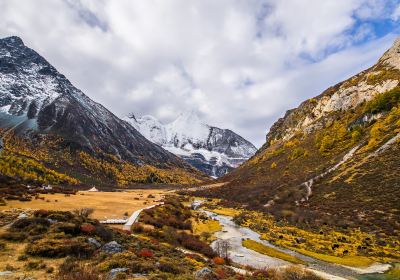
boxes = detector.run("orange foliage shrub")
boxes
[212,256,225,265]
[138,248,153,258]
[80,224,96,234]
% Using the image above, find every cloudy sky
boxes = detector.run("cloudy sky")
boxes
[1,0,399,146]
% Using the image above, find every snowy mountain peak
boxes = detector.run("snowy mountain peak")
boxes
[124,112,257,177]
[167,110,209,145]
[174,110,204,125]
[1,36,24,47]
[0,36,67,120]
[124,114,167,146]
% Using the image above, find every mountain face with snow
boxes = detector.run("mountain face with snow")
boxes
[124,111,257,177]
[0,36,205,186]
[195,38,400,236]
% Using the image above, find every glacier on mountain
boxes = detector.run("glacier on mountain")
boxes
[123,111,257,177]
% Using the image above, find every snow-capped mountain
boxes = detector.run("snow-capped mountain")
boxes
[0,36,201,171]
[124,111,257,177]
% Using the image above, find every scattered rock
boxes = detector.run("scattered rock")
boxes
[17,213,28,219]
[132,274,148,278]
[107,268,128,280]
[87,237,101,248]
[102,241,123,254]
[194,267,217,280]
[376,240,387,246]
[295,237,305,244]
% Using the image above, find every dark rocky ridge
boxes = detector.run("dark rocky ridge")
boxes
[0,36,199,170]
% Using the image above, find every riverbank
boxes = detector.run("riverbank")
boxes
[197,203,395,280]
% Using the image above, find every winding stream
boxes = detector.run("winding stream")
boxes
[199,207,391,280]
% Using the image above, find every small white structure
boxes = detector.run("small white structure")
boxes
[100,219,127,224]
[42,185,52,190]
[87,187,99,192]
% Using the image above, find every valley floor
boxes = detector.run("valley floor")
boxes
[0,189,169,220]
[0,187,399,280]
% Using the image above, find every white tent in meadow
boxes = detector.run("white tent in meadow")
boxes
[87,187,99,192]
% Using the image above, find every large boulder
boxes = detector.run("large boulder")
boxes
[194,267,218,280]
[102,241,123,254]
[107,268,129,280]
[87,237,101,248]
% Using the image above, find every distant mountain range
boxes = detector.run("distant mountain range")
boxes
[0,36,206,187]
[197,37,400,236]
[124,111,257,177]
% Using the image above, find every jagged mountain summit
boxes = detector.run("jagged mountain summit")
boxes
[196,37,400,236]
[124,111,257,177]
[0,36,206,186]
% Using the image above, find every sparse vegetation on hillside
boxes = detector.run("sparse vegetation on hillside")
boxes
[364,86,400,114]
[0,151,78,185]
[366,69,400,85]
[0,130,204,188]
[79,151,201,186]
[195,81,400,242]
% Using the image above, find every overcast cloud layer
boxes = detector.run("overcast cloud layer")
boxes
[1,0,399,146]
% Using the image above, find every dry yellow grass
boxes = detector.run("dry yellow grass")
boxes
[242,240,305,264]
[193,219,222,242]
[0,189,170,220]
[0,229,65,279]
[210,207,241,217]
[292,248,375,267]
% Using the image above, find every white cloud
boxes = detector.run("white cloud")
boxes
[392,4,400,20]
[0,0,397,147]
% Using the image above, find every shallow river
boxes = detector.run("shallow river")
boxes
[201,209,392,280]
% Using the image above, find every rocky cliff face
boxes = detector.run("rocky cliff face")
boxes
[124,111,257,177]
[266,38,400,146]
[0,36,205,186]
[197,38,400,236]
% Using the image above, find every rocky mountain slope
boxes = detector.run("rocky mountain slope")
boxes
[0,36,206,187]
[198,38,400,236]
[124,111,257,177]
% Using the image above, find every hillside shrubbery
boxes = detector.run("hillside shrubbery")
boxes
[79,151,201,186]
[365,86,400,114]
[0,130,203,188]
[0,151,78,185]
[137,197,216,258]
[1,210,112,258]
